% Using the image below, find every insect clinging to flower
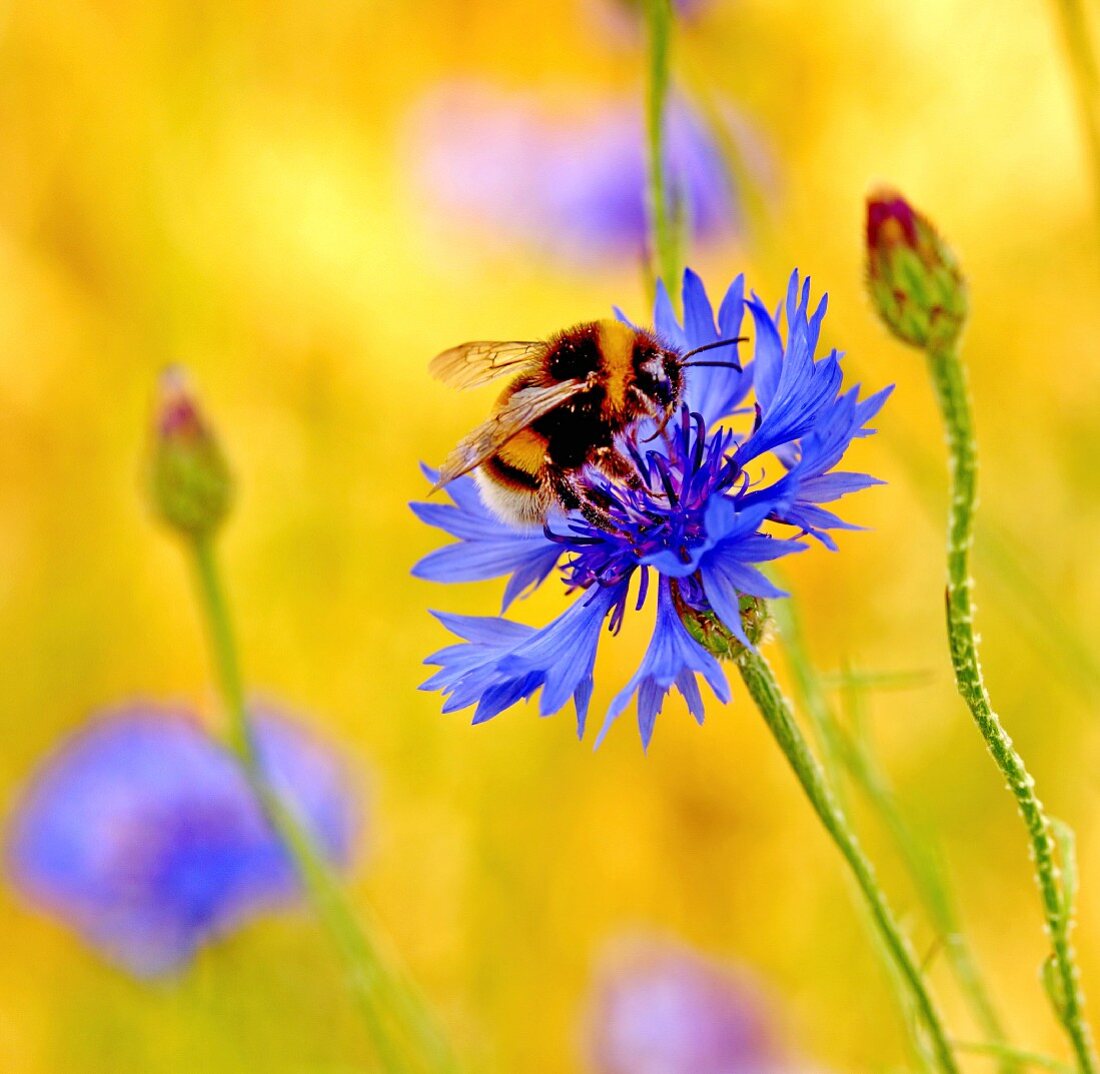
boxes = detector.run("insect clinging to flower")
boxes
[429,318,743,527]
[415,270,892,746]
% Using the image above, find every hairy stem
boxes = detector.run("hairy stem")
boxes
[736,647,959,1074]
[925,342,1096,1073]
[189,536,458,1074]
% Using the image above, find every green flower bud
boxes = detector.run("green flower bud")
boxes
[865,189,967,350]
[148,367,233,538]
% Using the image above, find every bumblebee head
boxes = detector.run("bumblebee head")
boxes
[632,340,684,419]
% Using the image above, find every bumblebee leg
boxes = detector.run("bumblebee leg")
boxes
[594,445,644,490]
[552,472,624,534]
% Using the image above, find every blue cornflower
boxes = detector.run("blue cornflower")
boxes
[6,703,359,976]
[414,270,890,747]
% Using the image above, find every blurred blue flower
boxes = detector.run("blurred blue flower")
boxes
[406,83,749,263]
[586,939,778,1074]
[415,270,890,747]
[6,703,359,977]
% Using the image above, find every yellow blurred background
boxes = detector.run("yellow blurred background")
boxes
[1,0,1098,1071]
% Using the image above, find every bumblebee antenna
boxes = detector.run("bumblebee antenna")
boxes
[680,336,746,370]
[682,336,746,360]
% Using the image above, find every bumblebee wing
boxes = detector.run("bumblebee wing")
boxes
[429,340,545,390]
[434,379,588,488]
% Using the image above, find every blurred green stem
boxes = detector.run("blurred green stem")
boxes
[925,341,1096,1073]
[955,1041,1078,1074]
[1051,0,1100,256]
[735,647,959,1074]
[189,536,458,1074]
[773,599,1016,1073]
[644,0,681,300]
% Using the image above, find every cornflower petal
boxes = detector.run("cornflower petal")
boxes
[500,584,623,726]
[599,579,730,749]
[412,470,562,610]
[424,589,621,736]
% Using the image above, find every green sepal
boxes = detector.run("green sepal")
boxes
[672,584,768,661]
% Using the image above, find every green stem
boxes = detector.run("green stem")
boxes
[925,342,1096,1073]
[189,536,458,1074]
[773,600,1016,1073]
[735,647,959,1074]
[1051,0,1100,259]
[643,0,680,299]
[955,1041,1078,1074]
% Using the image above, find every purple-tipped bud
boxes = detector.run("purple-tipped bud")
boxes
[148,367,232,538]
[865,189,967,349]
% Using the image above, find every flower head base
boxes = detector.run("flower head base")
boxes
[6,703,359,976]
[865,189,967,349]
[149,367,233,538]
[415,270,890,747]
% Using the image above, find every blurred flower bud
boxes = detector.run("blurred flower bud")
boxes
[149,367,232,538]
[865,189,967,349]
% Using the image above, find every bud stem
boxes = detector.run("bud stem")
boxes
[735,646,960,1074]
[187,536,459,1074]
[924,340,1097,1073]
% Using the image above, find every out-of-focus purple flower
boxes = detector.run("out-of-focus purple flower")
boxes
[6,703,359,977]
[405,83,743,263]
[586,939,779,1074]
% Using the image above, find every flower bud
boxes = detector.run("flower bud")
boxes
[148,367,232,538]
[865,189,967,349]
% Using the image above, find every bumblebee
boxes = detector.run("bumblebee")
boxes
[430,318,740,526]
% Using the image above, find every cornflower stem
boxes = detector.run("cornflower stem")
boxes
[773,599,1015,1073]
[735,647,959,1074]
[643,0,680,301]
[924,340,1096,1073]
[188,535,458,1074]
[1051,0,1100,258]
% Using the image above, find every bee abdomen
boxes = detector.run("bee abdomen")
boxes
[482,452,541,491]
